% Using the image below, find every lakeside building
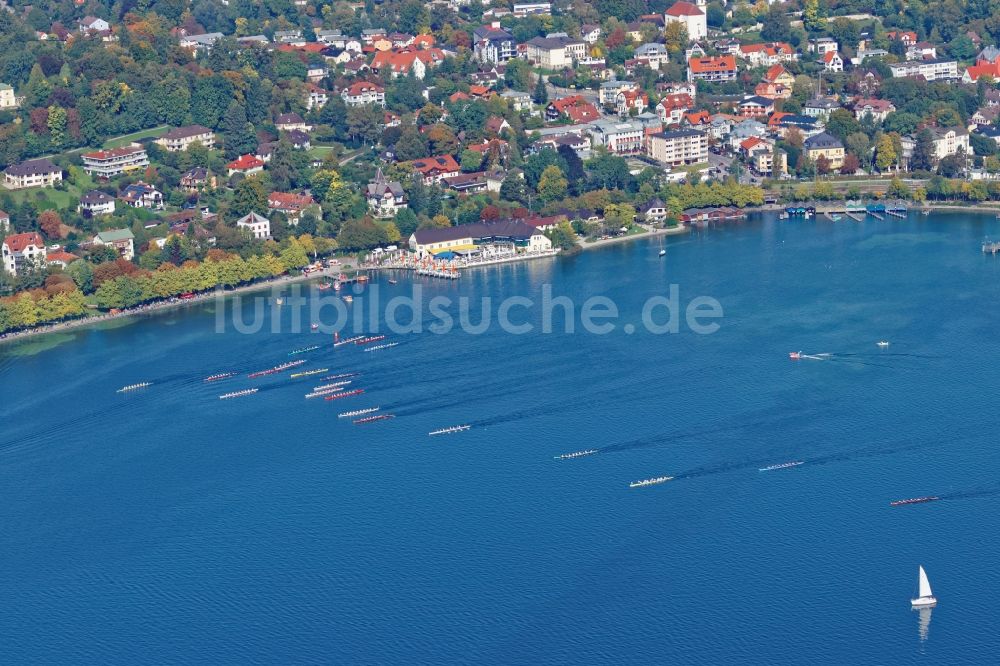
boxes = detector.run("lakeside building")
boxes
[647,129,709,167]
[4,158,62,190]
[2,232,46,276]
[900,127,970,167]
[81,144,149,178]
[803,132,845,169]
[409,220,552,258]
[92,229,136,260]
[154,126,215,152]
[589,120,646,155]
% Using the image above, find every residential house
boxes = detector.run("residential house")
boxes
[267,192,317,224]
[367,169,408,218]
[634,43,671,70]
[647,129,709,166]
[546,96,601,123]
[405,154,461,184]
[764,64,795,89]
[639,198,669,223]
[484,116,512,136]
[657,93,694,125]
[2,232,46,276]
[500,90,532,112]
[81,144,149,178]
[120,181,164,209]
[441,172,489,194]
[179,32,223,53]
[822,51,844,72]
[809,37,839,56]
[962,60,1000,84]
[580,24,601,44]
[599,80,639,107]
[887,30,918,47]
[155,125,215,152]
[227,154,265,176]
[616,89,649,116]
[46,250,79,269]
[78,16,110,33]
[180,167,214,191]
[92,229,135,260]
[316,30,347,48]
[889,59,959,81]
[803,97,840,119]
[236,212,271,240]
[473,25,517,63]
[4,158,62,190]
[305,84,329,111]
[738,96,774,118]
[739,42,796,67]
[803,132,845,169]
[525,36,585,69]
[853,98,896,122]
[371,47,448,80]
[665,1,707,41]
[907,42,937,60]
[687,55,737,82]
[341,82,385,107]
[901,127,969,166]
[78,190,116,216]
[275,113,310,132]
[306,65,329,83]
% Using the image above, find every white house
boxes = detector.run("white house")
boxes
[2,232,46,276]
[665,1,707,42]
[236,212,271,240]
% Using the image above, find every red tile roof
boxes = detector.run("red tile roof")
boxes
[268,192,315,210]
[406,154,460,175]
[688,55,736,73]
[765,64,790,82]
[227,154,265,171]
[666,1,704,16]
[4,232,44,252]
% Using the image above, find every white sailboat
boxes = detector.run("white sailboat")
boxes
[658,237,666,257]
[911,566,937,608]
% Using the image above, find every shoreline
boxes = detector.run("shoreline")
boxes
[580,224,690,252]
[0,268,335,346]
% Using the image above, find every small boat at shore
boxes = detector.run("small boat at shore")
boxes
[759,461,804,472]
[324,388,365,401]
[289,345,320,355]
[219,388,258,400]
[890,496,939,507]
[629,475,673,489]
[290,368,328,378]
[429,425,471,436]
[339,407,380,418]
[363,342,398,352]
[117,382,152,393]
[334,336,364,347]
[204,373,235,382]
[554,449,598,460]
[354,413,395,424]
[248,360,305,378]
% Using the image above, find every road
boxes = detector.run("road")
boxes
[543,77,600,106]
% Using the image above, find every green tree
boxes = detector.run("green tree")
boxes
[537,164,568,202]
[874,134,897,172]
[231,176,268,217]
[910,128,936,172]
[460,149,483,173]
[532,76,548,105]
[222,100,256,159]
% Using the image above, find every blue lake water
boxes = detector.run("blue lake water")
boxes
[3,212,1000,664]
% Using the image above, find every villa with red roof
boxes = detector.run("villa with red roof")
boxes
[2,232,46,276]
[546,96,602,123]
[687,55,737,82]
[227,154,265,176]
[267,192,317,223]
[404,154,461,184]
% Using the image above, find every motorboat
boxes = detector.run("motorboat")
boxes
[878,341,890,347]
[789,351,802,360]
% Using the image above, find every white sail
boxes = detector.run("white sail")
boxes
[918,566,933,599]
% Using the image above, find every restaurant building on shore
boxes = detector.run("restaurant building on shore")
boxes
[409,220,552,258]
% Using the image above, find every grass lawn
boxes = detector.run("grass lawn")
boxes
[309,145,335,159]
[103,126,169,149]
[4,171,96,211]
